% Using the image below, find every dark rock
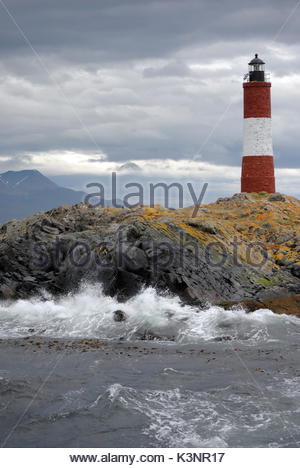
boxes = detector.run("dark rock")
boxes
[275,257,288,267]
[217,193,250,204]
[214,336,232,342]
[116,245,149,273]
[197,222,218,235]
[113,310,127,322]
[291,264,300,278]
[0,195,299,309]
[187,219,218,234]
[268,193,285,202]
[138,330,174,341]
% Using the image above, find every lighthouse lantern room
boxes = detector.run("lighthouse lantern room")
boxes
[241,54,276,193]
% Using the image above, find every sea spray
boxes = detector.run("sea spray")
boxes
[0,283,299,343]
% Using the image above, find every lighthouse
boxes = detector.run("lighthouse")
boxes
[241,54,276,193]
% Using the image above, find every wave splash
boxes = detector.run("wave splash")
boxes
[0,283,299,343]
[93,381,300,448]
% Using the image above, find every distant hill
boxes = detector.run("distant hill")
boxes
[0,170,86,224]
[118,161,142,172]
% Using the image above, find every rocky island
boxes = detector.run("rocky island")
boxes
[0,192,299,315]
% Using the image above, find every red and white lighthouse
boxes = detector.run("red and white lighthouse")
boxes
[241,54,276,193]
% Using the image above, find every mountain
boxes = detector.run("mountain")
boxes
[0,170,86,224]
[118,161,142,172]
[0,170,57,192]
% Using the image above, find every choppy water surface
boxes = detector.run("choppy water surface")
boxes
[0,284,299,447]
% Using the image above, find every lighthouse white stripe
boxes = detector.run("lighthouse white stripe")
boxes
[243,118,273,156]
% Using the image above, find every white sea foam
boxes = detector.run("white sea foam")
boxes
[99,381,300,447]
[0,283,299,343]
[104,383,228,447]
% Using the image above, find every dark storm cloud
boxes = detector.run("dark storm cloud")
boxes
[0,0,299,173]
[1,0,298,63]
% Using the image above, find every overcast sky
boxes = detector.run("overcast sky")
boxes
[0,0,299,200]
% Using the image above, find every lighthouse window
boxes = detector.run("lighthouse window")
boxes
[249,64,265,72]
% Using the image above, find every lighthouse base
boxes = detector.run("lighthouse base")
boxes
[241,155,275,193]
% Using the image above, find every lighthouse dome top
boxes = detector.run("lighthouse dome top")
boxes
[248,54,265,65]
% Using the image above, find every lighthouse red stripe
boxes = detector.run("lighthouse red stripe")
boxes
[243,82,271,118]
[241,156,275,193]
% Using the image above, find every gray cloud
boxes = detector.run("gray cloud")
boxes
[143,60,192,78]
[0,153,33,170]
[0,0,299,182]
[1,1,298,62]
